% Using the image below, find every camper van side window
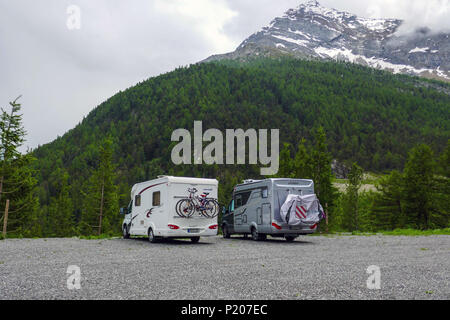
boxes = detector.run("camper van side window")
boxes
[152,191,161,206]
[251,190,261,200]
[234,191,251,209]
[235,194,242,208]
[135,195,141,207]
[261,188,268,198]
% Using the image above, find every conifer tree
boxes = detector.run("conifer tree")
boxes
[438,140,449,178]
[293,139,312,179]
[310,127,335,207]
[80,138,119,235]
[403,144,435,229]
[433,142,450,227]
[0,97,25,205]
[372,170,405,230]
[275,143,294,178]
[47,169,75,237]
[342,162,363,231]
[0,97,38,238]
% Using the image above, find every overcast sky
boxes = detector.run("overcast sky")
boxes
[1,0,449,150]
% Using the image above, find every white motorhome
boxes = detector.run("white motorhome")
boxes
[120,176,219,243]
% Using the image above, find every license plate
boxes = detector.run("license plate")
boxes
[187,228,200,233]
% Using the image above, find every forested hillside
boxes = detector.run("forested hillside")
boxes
[27,58,449,236]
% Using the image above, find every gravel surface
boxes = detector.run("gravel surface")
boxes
[0,235,449,300]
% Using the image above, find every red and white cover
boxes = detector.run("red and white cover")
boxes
[279,194,323,226]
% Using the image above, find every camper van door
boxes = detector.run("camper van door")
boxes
[131,191,145,235]
[146,184,164,234]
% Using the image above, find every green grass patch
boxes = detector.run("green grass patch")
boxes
[379,228,450,236]
[311,228,450,236]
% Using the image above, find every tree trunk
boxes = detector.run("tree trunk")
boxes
[0,175,4,207]
[325,202,329,233]
[98,181,104,236]
[2,199,9,238]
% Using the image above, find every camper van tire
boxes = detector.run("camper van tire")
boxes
[148,228,159,243]
[122,225,130,239]
[222,225,231,239]
[190,237,200,243]
[285,236,297,242]
[251,227,266,241]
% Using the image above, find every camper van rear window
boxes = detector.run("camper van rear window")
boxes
[152,191,161,206]
[135,195,141,206]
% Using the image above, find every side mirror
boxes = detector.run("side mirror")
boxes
[120,207,128,215]
[222,207,228,215]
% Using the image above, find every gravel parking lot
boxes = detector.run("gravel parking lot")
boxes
[0,235,449,300]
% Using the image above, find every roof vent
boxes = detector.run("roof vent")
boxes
[243,179,261,184]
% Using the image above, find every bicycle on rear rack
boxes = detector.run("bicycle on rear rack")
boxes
[176,188,219,218]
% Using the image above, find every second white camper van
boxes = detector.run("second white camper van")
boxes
[120,176,219,243]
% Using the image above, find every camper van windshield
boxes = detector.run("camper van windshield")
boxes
[127,200,133,214]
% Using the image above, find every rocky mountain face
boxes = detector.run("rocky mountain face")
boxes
[205,0,450,82]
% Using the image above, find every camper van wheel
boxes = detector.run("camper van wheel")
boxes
[190,237,200,243]
[285,236,296,242]
[148,228,158,243]
[222,225,231,239]
[251,227,265,241]
[122,225,130,239]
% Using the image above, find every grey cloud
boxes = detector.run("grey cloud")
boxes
[0,0,448,150]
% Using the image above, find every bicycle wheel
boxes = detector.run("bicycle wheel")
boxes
[175,199,184,217]
[203,199,219,218]
[177,199,194,218]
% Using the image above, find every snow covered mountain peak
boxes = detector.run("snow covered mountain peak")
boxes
[295,0,350,18]
[205,2,449,82]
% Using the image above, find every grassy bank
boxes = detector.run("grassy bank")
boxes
[313,228,450,236]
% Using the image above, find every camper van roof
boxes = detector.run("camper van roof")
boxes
[131,176,218,193]
[236,178,313,187]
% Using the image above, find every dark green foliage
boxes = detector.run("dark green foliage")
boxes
[438,140,450,177]
[275,143,295,178]
[0,97,25,163]
[293,139,311,179]
[371,170,405,230]
[28,58,449,235]
[342,163,364,231]
[310,127,335,208]
[80,138,120,236]
[403,144,436,229]
[45,169,75,237]
[371,144,449,230]
[0,98,39,238]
